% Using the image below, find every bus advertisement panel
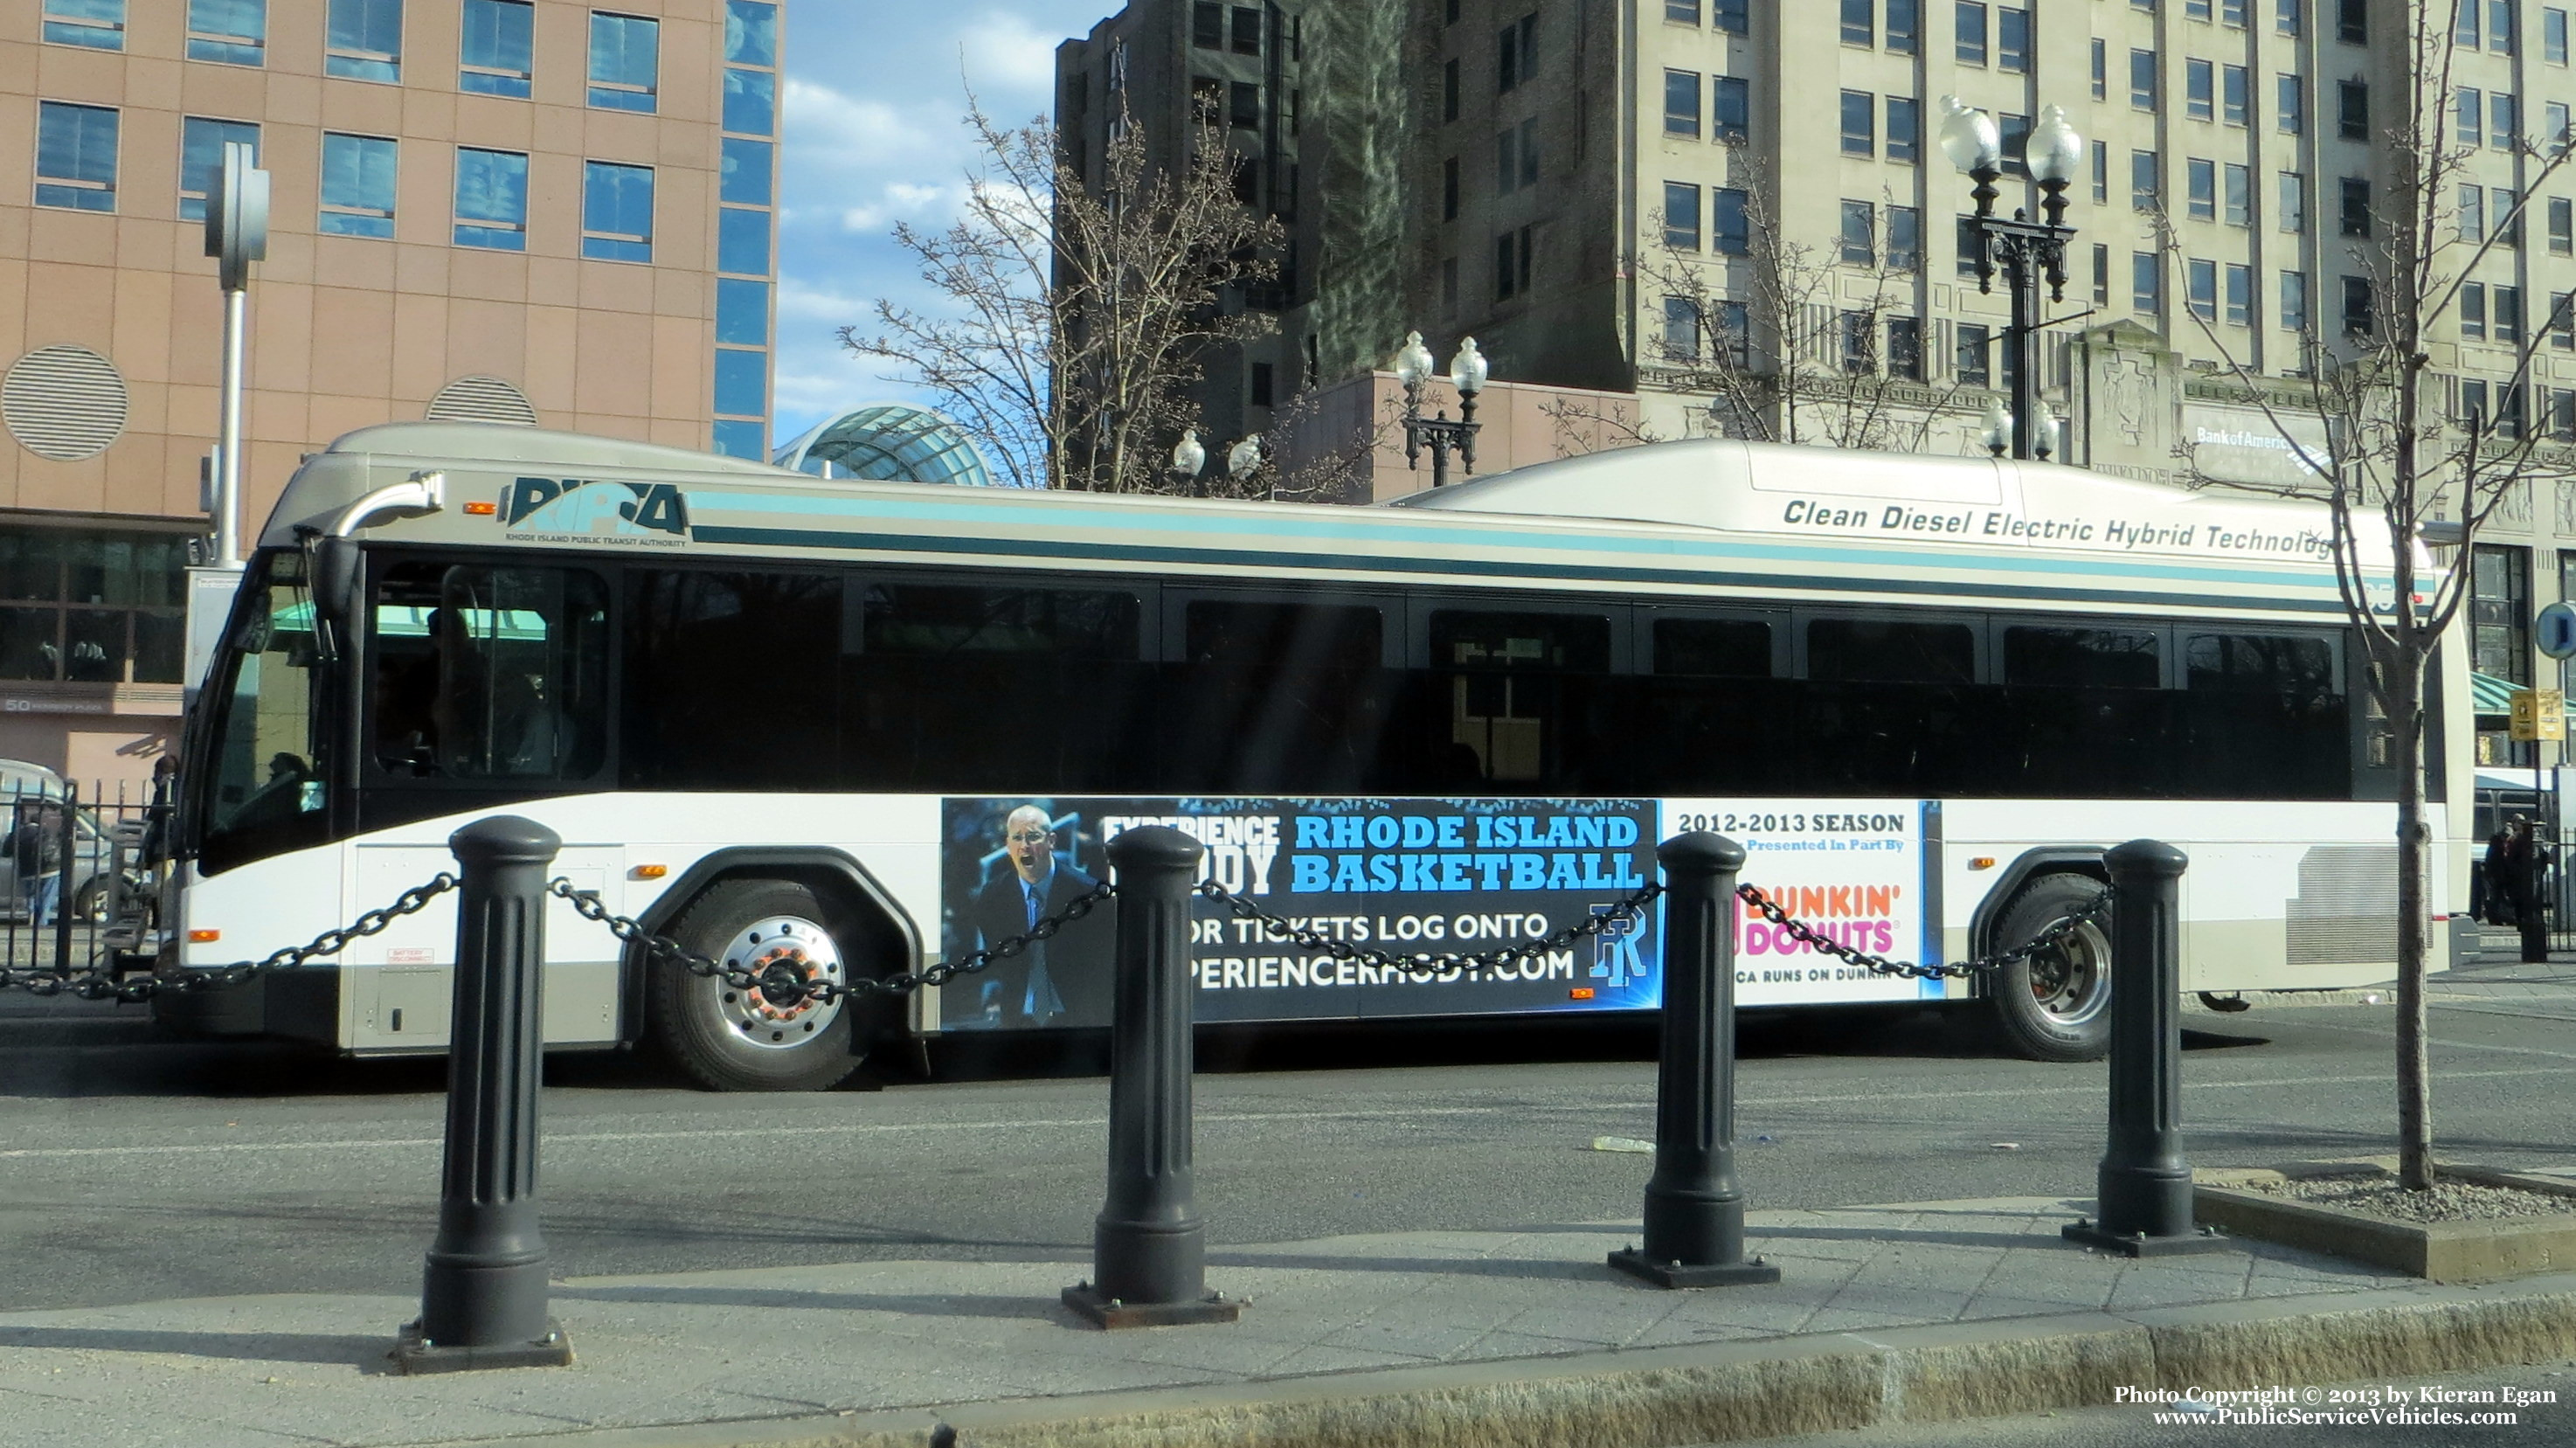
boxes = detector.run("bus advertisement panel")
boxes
[938,796,1935,1030]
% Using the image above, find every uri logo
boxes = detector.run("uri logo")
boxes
[502,476,689,540]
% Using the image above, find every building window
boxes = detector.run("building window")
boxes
[1193,1,1222,48]
[2225,163,2251,225]
[1888,315,1923,378]
[722,137,772,205]
[2134,251,2164,314]
[1666,0,1700,23]
[1839,310,1876,372]
[1665,70,1700,135]
[2281,269,2308,330]
[1714,300,1750,364]
[2131,49,2159,111]
[2223,0,2247,22]
[1662,296,1700,360]
[33,102,117,212]
[1956,215,1983,277]
[1496,11,1536,94]
[2280,0,2302,34]
[460,0,534,97]
[2187,158,2217,220]
[2342,274,2373,334]
[2222,64,2248,125]
[2553,390,2576,440]
[1841,199,1875,265]
[2187,258,2218,320]
[2094,242,2111,303]
[1956,322,1991,385]
[1664,181,1700,250]
[2279,170,2305,232]
[2552,7,2572,63]
[1956,2,1987,65]
[2187,0,2211,15]
[2277,74,2302,134]
[2092,38,2108,99]
[43,0,125,51]
[2472,546,2532,696]
[2340,177,2372,236]
[1492,224,1534,300]
[1443,59,1460,122]
[1714,187,1748,254]
[2461,184,2488,241]
[1249,362,1273,407]
[2336,0,2364,43]
[187,0,265,65]
[2490,0,2516,52]
[2547,101,2571,150]
[719,206,770,274]
[0,530,189,685]
[327,0,401,81]
[726,69,778,135]
[1714,0,1748,33]
[2337,79,2369,140]
[453,147,529,249]
[1232,4,1262,54]
[1999,112,2030,176]
[1843,0,1873,45]
[589,13,659,112]
[711,420,766,460]
[1442,156,1458,219]
[2092,140,2109,203]
[725,0,777,66]
[579,161,652,261]
[2131,149,2160,211]
[2497,286,2526,344]
[2553,196,2573,254]
[178,118,259,222]
[2226,263,2254,325]
[2493,93,2519,148]
[320,132,398,237]
[714,348,766,419]
[1997,6,2028,70]
[2457,86,2483,145]
[1888,0,1921,53]
[2186,59,2213,121]
[1841,90,1875,156]
[1878,204,1919,269]
[1715,76,1750,140]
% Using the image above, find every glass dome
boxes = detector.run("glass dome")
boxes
[769,402,994,486]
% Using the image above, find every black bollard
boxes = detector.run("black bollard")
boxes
[2063,840,2229,1258]
[1063,826,1242,1328]
[1610,833,1780,1290]
[393,815,575,1371]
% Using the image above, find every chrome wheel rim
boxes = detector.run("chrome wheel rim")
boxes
[2027,918,2110,1028]
[710,915,845,1049]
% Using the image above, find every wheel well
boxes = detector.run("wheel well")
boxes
[616,849,922,1048]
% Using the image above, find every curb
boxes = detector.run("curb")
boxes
[418,1273,2576,1448]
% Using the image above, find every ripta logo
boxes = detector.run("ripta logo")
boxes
[501,476,689,538]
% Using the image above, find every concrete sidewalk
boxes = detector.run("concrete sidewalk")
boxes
[11,1195,2576,1448]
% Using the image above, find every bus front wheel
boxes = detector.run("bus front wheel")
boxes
[1989,874,2113,1063]
[647,878,867,1091]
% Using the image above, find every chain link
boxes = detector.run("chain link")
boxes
[546,876,1114,1008]
[1736,881,2111,980]
[0,874,459,1003]
[1190,878,1666,977]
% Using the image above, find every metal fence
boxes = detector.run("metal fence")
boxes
[0,777,163,980]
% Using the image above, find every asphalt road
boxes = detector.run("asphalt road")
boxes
[0,957,2570,1314]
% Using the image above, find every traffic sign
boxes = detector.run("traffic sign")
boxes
[2510,688,2566,742]
[2541,601,2576,661]
[203,141,268,291]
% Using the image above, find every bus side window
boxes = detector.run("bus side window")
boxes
[1638,616,1783,794]
[621,570,840,790]
[1163,599,1387,792]
[1798,617,1984,795]
[2182,633,2345,798]
[370,562,448,776]
[1423,610,1613,790]
[1998,625,2168,798]
[431,566,610,780]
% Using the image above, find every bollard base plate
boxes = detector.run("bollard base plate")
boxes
[1061,1284,1243,1330]
[1607,1248,1782,1290]
[390,1319,573,1374]
[2061,1221,2233,1258]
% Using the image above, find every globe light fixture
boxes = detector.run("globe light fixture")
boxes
[1170,427,1205,479]
[1938,96,2003,179]
[1394,327,1485,487]
[1981,398,2013,458]
[1449,336,1489,398]
[1393,331,1436,391]
[1226,434,1264,481]
[2026,104,2083,187]
[2034,406,2062,461]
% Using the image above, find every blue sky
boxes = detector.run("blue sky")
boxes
[774,0,1111,448]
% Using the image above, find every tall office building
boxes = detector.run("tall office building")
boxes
[0,0,779,780]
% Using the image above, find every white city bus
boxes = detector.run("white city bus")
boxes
[150,421,2462,1090]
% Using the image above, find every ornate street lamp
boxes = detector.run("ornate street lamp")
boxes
[1396,331,1487,487]
[1945,98,2081,461]
[1170,427,1206,482]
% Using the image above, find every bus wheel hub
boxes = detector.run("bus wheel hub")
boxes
[718,916,846,1047]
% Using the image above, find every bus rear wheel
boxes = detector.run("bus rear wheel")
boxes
[1990,874,2113,1063]
[647,878,867,1091]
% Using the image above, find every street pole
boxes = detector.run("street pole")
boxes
[218,286,246,566]
[204,142,267,567]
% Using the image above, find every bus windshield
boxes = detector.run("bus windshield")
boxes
[197,551,332,872]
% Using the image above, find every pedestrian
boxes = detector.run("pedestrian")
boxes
[10,800,65,928]
[2496,815,2538,932]
[2483,819,2519,926]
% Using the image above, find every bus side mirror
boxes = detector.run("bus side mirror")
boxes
[312,536,361,634]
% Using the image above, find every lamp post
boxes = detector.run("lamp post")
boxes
[1395,330,1487,487]
[1943,99,2081,462]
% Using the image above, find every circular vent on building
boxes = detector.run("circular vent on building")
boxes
[2,344,128,461]
[425,375,538,426]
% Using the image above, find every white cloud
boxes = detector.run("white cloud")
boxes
[957,10,1063,93]
[782,79,936,170]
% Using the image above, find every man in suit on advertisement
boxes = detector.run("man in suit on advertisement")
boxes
[967,804,1107,1028]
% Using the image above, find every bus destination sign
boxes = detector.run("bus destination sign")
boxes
[936,795,1932,1032]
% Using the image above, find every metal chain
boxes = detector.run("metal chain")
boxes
[0,874,459,1003]
[546,876,1114,1008]
[1192,878,1666,977]
[1737,882,2112,980]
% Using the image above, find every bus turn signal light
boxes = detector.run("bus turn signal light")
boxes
[188,928,220,942]
[1568,987,1596,1001]
[1968,857,1997,870]
[631,864,668,879]
[463,501,497,516]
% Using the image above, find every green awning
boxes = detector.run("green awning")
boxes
[2473,671,2573,716]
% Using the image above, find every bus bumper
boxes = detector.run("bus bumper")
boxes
[149,965,340,1043]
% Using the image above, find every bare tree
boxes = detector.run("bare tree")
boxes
[841,94,1281,493]
[2159,1,2576,1190]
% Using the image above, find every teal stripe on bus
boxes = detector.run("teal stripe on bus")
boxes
[688,524,2358,615]
[696,489,2344,593]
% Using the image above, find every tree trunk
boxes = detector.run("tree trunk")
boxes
[2390,646,2434,1190]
